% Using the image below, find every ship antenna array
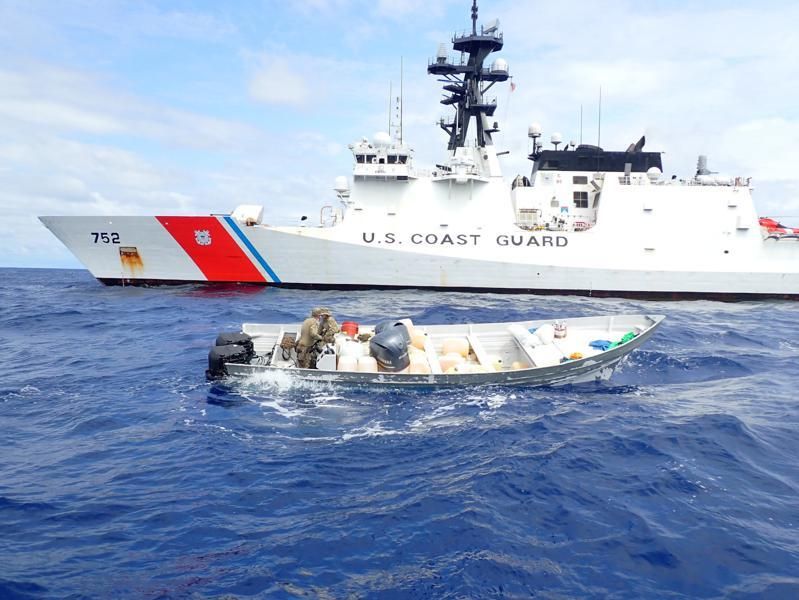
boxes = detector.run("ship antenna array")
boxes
[597,86,602,148]
[400,56,403,144]
[388,56,405,145]
[387,59,404,144]
[427,0,507,150]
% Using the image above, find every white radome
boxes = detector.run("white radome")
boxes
[373,132,391,147]
[491,58,508,73]
[334,176,349,194]
[528,123,542,138]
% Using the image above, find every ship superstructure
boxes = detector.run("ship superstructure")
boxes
[39,1,799,299]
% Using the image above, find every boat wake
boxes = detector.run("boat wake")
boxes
[616,350,752,385]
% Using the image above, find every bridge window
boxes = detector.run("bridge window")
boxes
[572,175,588,185]
[573,191,589,208]
[356,155,365,163]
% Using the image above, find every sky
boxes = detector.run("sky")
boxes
[1,0,798,268]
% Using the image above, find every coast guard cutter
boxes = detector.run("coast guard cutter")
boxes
[39,2,799,299]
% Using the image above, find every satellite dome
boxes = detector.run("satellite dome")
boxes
[490,58,508,74]
[334,176,349,193]
[647,167,662,182]
[528,123,542,138]
[550,132,562,144]
[373,132,391,147]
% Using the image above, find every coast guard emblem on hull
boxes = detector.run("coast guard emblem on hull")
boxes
[194,230,212,246]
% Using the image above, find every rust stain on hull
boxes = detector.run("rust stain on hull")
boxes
[119,246,144,274]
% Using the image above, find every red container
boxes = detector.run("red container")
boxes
[341,321,359,337]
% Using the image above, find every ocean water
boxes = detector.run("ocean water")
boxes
[1,267,798,599]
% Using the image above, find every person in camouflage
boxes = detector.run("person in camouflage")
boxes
[318,308,340,344]
[297,307,323,368]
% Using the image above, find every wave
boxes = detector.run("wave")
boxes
[3,268,799,598]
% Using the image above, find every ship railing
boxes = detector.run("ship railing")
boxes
[452,30,503,42]
[641,176,752,187]
[678,176,752,187]
[611,173,753,187]
[354,163,413,176]
[427,55,469,68]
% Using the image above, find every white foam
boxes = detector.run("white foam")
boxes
[340,422,405,441]
[256,398,308,419]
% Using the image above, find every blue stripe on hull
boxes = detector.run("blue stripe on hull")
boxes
[222,216,282,283]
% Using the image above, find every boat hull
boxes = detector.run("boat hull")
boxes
[219,315,664,388]
[96,278,799,301]
[40,215,799,299]
[224,350,627,387]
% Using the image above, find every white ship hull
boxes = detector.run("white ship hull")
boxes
[39,207,799,299]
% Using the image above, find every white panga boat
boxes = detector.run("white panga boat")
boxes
[206,314,665,387]
[39,1,798,299]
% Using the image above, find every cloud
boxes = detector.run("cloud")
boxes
[245,49,388,115]
[0,64,265,151]
[0,1,237,44]
[0,98,125,135]
[248,56,311,107]
[719,118,799,183]
[373,0,455,19]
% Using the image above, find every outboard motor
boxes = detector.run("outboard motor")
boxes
[207,332,254,380]
[206,344,252,380]
[374,320,411,346]
[215,332,254,358]
[369,327,410,372]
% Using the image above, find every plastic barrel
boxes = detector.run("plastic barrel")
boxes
[341,321,359,337]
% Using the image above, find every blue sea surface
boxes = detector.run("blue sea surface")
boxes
[1,267,798,599]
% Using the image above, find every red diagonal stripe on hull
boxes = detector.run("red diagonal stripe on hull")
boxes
[156,216,266,282]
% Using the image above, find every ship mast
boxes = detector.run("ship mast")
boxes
[428,0,508,151]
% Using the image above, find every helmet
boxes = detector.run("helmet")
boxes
[311,307,323,317]
[318,307,332,316]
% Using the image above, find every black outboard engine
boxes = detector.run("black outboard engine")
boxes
[369,327,410,372]
[215,332,254,357]
[207,332,254,380]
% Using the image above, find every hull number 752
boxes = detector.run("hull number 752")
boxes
[91,232,120,244]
